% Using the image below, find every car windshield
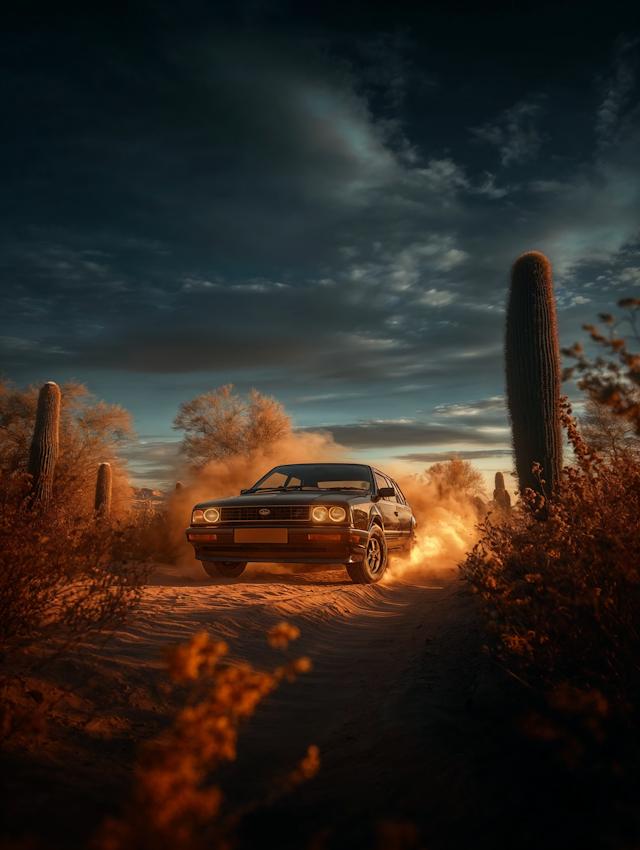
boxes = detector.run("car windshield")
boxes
[249,464,373,492]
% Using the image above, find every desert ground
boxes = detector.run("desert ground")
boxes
[1,555,597,850]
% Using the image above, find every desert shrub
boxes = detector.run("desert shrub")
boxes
[461,401,640,704]
[0,474,146,657]
[92,623,318,850]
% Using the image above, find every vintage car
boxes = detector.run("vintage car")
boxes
[186,462,417,584]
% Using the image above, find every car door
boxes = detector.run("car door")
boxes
[373,471,402,542]
[391,478,413,540]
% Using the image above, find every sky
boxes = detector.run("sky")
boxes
[2,0,640,491]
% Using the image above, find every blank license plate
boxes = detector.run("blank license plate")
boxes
[234,528,288,544]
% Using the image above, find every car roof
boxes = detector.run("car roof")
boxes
[273,462,371,467]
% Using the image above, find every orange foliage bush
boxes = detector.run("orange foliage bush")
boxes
[461,400,640,702]
[562,296,640,432]
[93,625,318,850]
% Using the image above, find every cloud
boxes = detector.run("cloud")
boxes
[470,96,545,166]
[596,39,639,150]
[1,14,639,467]
[613,266,640,286]
[418,288,455,306]
[432,397,506,418]
[301,417,510,449]
[416,158,470,193]
[118,438,183,488]
[395,449,513,462]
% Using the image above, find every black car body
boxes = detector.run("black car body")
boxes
[186,462,416,584]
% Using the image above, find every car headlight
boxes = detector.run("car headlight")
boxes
[203,508,220,523]
[312,506,347,522]
[191,509,205,524]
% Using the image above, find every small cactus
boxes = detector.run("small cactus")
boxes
[505,251,562,497]
[175,481,184,492]
[28,381,61,507]
[95,462,112,516]
[493,471,512,515]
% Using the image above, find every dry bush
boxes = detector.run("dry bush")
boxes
[461,401,640,701]
[0,474,146,659]
[92,623,318,850]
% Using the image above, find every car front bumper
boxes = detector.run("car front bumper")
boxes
[185,525,369,564]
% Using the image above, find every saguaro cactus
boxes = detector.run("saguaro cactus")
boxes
[505,251,562,496]
[28,381,61,506]
[493,471,512,515]
[95,462,113,516]
[175,481,184,492]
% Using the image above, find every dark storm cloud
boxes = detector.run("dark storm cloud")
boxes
[396,450,513,463]
[300,396,510,450]
[1,2,639,476]
[301,418,509,450]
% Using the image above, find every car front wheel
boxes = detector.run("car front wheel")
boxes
[347,526,388,584]
[201,561,247,578]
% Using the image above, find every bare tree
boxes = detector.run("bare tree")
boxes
[172,384,291,468]
[578,397,640,464]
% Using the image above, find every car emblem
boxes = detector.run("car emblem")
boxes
[259,509,271,516]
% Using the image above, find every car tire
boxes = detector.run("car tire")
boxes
[201,561,248,578]
[347,526,388,584]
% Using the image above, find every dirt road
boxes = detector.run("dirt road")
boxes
[2,560,513,849]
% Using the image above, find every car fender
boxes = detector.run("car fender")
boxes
[368,505,384,532]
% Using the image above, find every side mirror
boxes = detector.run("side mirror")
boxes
[378,487,395,498]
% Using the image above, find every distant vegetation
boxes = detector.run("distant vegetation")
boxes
[421,455,486,501]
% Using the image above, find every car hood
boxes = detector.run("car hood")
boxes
[193,490,371,510]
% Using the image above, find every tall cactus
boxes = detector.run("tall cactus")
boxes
[505,251,562,496]
[28,381,61,507]
[95,462,112,516]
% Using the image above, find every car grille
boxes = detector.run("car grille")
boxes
[219,505,311,522]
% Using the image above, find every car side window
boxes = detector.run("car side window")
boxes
[374,472,388,497]
[391,480,407,505]
[374,471,395,502]
[383,475,398,502]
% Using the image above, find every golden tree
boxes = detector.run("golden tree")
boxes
[172,384,291,468]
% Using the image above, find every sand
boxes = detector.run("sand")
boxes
[1,557,494,849]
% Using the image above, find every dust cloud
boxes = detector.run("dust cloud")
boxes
[388,472,483,582]
[163,438,481,580]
